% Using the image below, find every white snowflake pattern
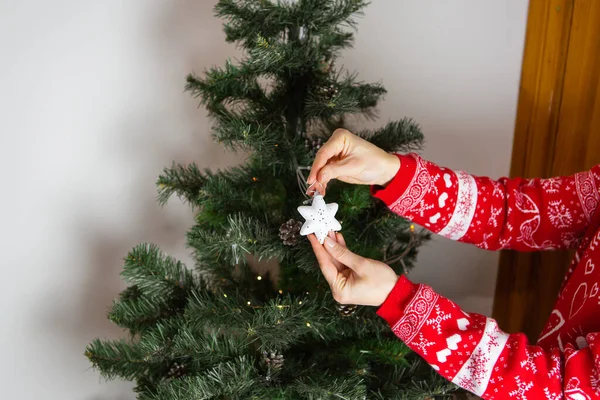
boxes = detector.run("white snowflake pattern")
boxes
[492,181,504,198]
[548,200,573,228]
[543,387,561,400]
[520,349,541,373]
[591,371,600,395]
[430,174,440,195]
[509,376,534,399]
[547,354,561,379]
[425,304,451,335]
[414,199,434,217]
[478,233,494,250]
[412,333,435,355]
[542,178,562,193]
[487,207,502,228]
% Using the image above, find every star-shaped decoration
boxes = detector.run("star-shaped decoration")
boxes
[297,194,341,244]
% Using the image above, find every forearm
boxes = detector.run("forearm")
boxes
[378,276,596,399]
[373,154,600,251]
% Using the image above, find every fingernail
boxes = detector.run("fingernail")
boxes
[324,237,335,248]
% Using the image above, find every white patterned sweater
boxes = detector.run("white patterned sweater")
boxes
[373,154,600,399]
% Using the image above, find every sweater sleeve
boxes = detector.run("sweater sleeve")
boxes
[378,276,600,400]
[372,154,600,251]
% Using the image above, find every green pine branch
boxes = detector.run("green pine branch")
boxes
[157,162,206,206]
[292,374,367,400]
[185,61,269,112]
[358,119,425,153]
[188,214,286,266]
[216,0,292,48]
[304,73,387,120]
[296,0,370,30]
[149,356,259,400]
[122,244,196,299]
[108,294,179,334]
[86,338,161,382]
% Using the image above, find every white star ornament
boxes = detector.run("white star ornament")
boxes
[297,194,342,244]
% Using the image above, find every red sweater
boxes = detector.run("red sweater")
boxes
[373,154,600,400]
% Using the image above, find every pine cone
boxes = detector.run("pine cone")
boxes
[337,303,358,317]
[263,350,284,370]
[166,362,187,379]
[304,137,323,156]
[279,219,303,246]
[320,84,339,100]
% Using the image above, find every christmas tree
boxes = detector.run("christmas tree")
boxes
[86,1,458,398]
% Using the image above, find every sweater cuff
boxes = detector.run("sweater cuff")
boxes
[376,275,419,326]
[370,154,418,207]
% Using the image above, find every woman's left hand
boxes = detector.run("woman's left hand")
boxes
[308,232,398,307]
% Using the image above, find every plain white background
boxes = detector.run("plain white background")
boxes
[0,1,529,398]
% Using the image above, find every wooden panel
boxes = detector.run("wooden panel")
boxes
[492,0,575,340]
[553,0,600,174]
[493,0,600,342]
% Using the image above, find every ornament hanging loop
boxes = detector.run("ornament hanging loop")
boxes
[296,166,325,203]
[306,181,325,198]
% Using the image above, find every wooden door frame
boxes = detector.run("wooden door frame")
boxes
[492,0,600,341]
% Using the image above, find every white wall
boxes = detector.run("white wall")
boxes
[0,1,528,398]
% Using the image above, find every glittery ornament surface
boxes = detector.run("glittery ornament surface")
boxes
[297,194,341,244]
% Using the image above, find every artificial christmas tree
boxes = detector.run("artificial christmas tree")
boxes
[86,1,458,398]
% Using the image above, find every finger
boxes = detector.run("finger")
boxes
[307,130,348,185]
[335,232,346,247]
[308,234,338,285]
[327,231,345,271]
[317,158,353,188]
[323,236,364,272]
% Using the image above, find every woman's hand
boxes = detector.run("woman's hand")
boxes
[307,129,400,196]
[308,232,398,307]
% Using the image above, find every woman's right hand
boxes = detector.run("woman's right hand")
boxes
[307,129,400,195]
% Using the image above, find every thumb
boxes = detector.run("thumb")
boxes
[323,236,363,272]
